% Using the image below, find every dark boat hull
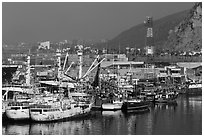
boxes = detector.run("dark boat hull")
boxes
[121,101,149,112]
[91,105,102,111]
[186,88,202,95]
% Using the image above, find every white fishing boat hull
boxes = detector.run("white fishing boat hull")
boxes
[6,108,30,120]
[187,84,202,95]
[188,83,202,89]
[102,102,123,111]
[30,103,93,122]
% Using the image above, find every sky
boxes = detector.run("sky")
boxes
[2,2,194,45]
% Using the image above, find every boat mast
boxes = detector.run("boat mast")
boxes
[82,58,105,79]
[56,49,62,80]
[77,45,83,79]
[26,53,31,87]
[98,59,101,90]
[65,62,74,74]
[63,52,69,71]
[56,49,64,94]
[83,55,99,78]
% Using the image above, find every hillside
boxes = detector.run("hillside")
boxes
[164,2,202,52]
[105,9,191,51]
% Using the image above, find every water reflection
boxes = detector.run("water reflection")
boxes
[102,110,122,117]
[3,124,30,135]
[29,120,93,135]
[2,95,202,135]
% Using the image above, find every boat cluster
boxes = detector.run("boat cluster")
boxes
[1,51,181,123]
[3,83,179,122]
[3,88,94,122]
[92,83,179,113]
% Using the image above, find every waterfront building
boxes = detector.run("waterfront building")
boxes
[157,66,185,84]
[100,60,192,85]
[177,62,202,82]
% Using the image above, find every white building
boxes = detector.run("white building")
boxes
[145,46,154,55]
[39,41,50,49]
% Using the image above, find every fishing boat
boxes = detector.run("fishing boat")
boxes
[139,91,156,103]
[121,99,149,112]
[29,92,93,122]
[121,85,150,112]
[2,55,36,120]
[91,94,103,111]
[2,86,35,120]
[88,55,108,111]
[145,92,156,102]
[30,83,94,122]
[30,46,103,122]
[154,91,178,104]
[121,81,150,112]
[5,101,31,120]
[101,91,123,111]
[186,82,202,95]
[102,100,123,111]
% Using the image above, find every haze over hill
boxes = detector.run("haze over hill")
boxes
[106,2,202,53]
[106,10,189,51]
[3,2,193,45]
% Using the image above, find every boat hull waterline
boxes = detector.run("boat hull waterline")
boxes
[30,103,93,122]
[6,108,30,120]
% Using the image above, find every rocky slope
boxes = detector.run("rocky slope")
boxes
[164,2,202,52]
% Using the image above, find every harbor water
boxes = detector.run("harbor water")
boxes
[2,95,202,135]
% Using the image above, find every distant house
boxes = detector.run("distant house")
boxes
[38,41,50,50]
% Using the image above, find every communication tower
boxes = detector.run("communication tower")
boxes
[144,16,154,55]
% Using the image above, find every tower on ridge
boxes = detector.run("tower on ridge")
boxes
[144,16,154,55]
